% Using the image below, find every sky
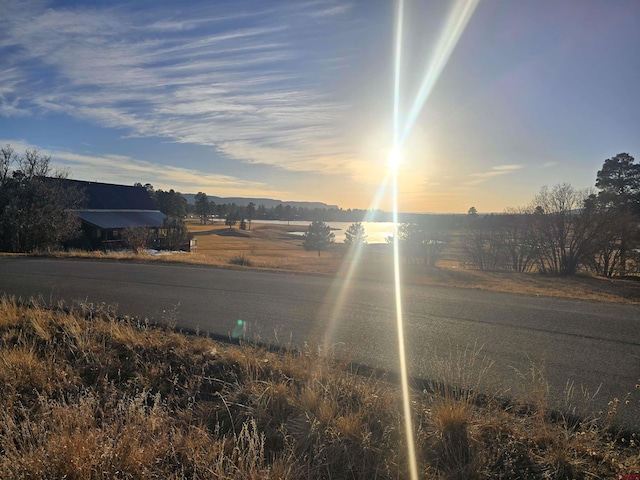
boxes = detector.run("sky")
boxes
[1,0,639,213]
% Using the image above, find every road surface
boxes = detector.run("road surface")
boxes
[1,257,639,428]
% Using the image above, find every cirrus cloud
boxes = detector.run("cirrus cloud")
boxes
[464,164,524,186]
[1,0,357,176]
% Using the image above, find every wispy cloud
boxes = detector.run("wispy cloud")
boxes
[55,151,277,196]
[1,0,357,175]
[0,138,284,197]
[464,164,523,186]
[0,68,30,116]
[311,4,352,18]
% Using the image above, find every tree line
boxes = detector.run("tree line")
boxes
[395,153,639,277]
[147,188,394,225]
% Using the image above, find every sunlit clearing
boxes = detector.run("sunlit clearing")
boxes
[400,0,480,144]
[388,148,403,171]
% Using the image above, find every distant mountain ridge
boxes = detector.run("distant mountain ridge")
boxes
[181,194,338,210]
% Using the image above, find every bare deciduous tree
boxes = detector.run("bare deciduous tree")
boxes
[397,223,446,267]
[0,144,15,184]
[501,208,539,273]
[0,146,84,253]
[19,148,51,178]
[530,184,600,275]
[460,215,504,271]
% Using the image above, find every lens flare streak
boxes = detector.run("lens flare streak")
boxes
[400,0,480,145]
[391,1,477,478]
[315,2,478,477]
[391,1,419,479]
[393,0,404,148]
[391,151,420,480]
[317,175,390,353]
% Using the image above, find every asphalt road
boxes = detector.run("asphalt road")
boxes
[2,257,639,428]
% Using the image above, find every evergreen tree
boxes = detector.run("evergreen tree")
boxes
[225,214,237,229]
[195,192,210,224]
[302,220,335,256]
[245,202,255,230]
[596,153,640,213]
[595,153,640,275]
[344,222,367,245]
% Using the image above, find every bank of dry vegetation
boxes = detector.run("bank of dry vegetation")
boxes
[1,296,638,479]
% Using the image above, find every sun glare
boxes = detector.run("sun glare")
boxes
[388,148,403,171]
[316,2,477,478]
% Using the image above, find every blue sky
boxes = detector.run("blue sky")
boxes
[2,0,639,213]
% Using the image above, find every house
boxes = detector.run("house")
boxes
[62,179,166,250]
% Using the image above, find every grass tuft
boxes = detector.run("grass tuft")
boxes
[229,254,254,266]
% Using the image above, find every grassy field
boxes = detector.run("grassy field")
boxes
[190,221,640,303]
[38,220,640,304]
[1,296,638,479]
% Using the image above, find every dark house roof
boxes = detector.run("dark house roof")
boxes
[62,179,158,210]
[76,210,166,229]
[62,179,165,229]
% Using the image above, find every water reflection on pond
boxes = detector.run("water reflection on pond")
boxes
[254,220,396,244]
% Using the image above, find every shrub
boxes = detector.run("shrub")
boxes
[122,226,152,253]
[229,254,253,266]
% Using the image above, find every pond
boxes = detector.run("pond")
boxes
[253,220,396,244]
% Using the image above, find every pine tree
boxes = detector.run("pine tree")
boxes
[302,220,335,256]
[344,222,367,245]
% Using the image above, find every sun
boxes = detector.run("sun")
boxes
[388,148,403,171]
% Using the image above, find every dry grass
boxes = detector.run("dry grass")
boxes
[187,221,640,304]
[19,220,640,304]
[1,296,638,479]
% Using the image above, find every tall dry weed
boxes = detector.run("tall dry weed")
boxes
[0,297,637,478]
